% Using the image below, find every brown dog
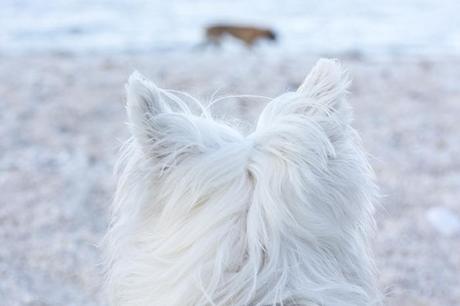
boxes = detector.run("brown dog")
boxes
[205,24,276,47]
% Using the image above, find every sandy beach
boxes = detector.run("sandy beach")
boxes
[1,52,460,305]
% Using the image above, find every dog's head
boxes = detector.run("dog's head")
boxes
[126,59,352,178]
[109,59,380,306]
[266,30,277,41]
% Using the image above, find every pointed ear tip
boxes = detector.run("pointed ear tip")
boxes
[297,58,351,94]
[127,71,147,88]
[315,58,350,84]
[125,71,149,112]
[314,58,345,74]
[125,71,159,100]
[316,58,338,65]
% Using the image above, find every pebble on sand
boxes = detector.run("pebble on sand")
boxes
[426,206,460,236]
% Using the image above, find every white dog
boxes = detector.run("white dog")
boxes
[105,59,381,306]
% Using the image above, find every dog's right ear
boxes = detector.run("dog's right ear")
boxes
[256,59,351,131]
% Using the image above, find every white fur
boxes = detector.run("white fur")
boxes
[104,59,382,306]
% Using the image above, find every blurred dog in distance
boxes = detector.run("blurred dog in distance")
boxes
[205,24,277,47]
[105,59,382,306]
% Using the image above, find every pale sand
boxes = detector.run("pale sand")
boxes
[1,52,459,306]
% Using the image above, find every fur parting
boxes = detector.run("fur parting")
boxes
[104,59,382,306]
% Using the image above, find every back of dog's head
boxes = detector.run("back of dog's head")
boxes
[106,59,381,306]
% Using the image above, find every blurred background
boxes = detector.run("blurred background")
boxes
[1,0,460,305]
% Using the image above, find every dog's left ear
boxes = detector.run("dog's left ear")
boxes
[125,72,203,161]
[126,71,169,147]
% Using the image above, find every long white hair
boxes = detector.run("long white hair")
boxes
[105,59,381,306]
